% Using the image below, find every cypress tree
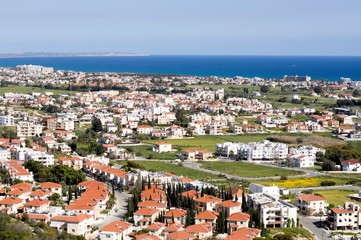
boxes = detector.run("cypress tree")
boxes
[241,187,248,212]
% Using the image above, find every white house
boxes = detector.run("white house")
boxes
[153,142,172,153]
[341,159,361,172]
[295,194,328,216]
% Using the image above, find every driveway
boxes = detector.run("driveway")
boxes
[298,215,332,240]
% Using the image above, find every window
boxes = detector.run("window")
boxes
[72,229,75,233]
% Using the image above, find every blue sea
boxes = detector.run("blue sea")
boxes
[0,55,360,81]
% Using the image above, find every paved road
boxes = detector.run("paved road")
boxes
[299,216,332,240]
[92,190,131,229]
[289,185,361,194]
[181,161,319,181]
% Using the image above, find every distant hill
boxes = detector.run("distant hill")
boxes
[0,52,148,58]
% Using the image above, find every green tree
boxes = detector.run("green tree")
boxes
[91,117,103,132]
[49,193,62,206]
[260,85,270,93]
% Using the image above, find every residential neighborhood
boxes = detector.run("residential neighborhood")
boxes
[1,66,361,239]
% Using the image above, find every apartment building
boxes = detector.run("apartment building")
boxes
[16,121,43,137]
[215,140,288,161]
[25,150,55,167]
[248,193,297,228]
[0,115,14,126]
[47,117,74,131]
[289,155,314,168]
[295,194,328,216]
[328,202,361,230]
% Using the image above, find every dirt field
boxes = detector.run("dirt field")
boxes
[268,135,344,147]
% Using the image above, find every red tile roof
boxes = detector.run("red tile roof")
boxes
[298,194,326,202]
[100,221,132,233]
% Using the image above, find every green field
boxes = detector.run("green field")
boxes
[313,190,357,207]
[129,160,224,181]
[143,133,339,152]
[347,141,361,150]
[0,86,77,95]
[200,161,304,178]
[255,176,350,188]
[144,134,273,152]
[126,145,180,160]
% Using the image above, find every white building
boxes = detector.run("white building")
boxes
[25,150,55,167]
[328,202,361,231]
[215,140,288,161]
[289,145,325,161]
[16,121,43,137]
[289,155,314,168]
[341,159,361,172]
[0,115,14,126]
[249,183,280,199]
[295,194,328,216]
[248,193,297,228]
[153,142,172,153]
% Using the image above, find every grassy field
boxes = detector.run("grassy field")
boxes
[200,161,304,178]
[347,141,361,150]
[313,190,357,207]
[0,86,77,95]
[128,160,225,181]
[255,176,350,188]
[268,228,314,240]
[268,134,344,147]
[144,133,343,152]
[126,145,180,160]
[143,135,273,152]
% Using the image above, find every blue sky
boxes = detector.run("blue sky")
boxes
[1,0,360,55]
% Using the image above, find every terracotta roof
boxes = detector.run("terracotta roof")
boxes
[217,200,241,208]
[135,233,161,240]
[195,210,217,220]
[164,208,187,218]
[6,188,30,196]
[28,214,48,220]
[0,197,23,204]
[10,182,32,190]
[167,230,194,240]
[30,189,52,197]
[298,194,326,202]
[146,222,165,231]
[331,208,354,214]
[163,223,184,233]
[341,159,360,165]
[51,214,91,223]
[181,190,198,199]
[40,182,62,189]
[137,200,166,208]
[134,207,159,216]
[185,224,212,233]
[227,212,251,222]
[25,198,50,207]
[195,195,222,203]
[226,227,261,240]
[100,221,132,233]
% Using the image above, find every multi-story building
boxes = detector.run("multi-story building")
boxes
[247,193,297,228]
[0,115,14,126]
[47,117,75,131]
[295,194,328,216]
[16,121,43,137]
[328,202,361,230]
[25,150,55,167]
[289,155,314,168]
[215,140,288,161]
[289,145,325,160]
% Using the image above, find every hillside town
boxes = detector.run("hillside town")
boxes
[1,65,361,239]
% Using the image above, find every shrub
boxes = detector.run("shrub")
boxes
[320,180,336,186]
[280,175,288,180]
